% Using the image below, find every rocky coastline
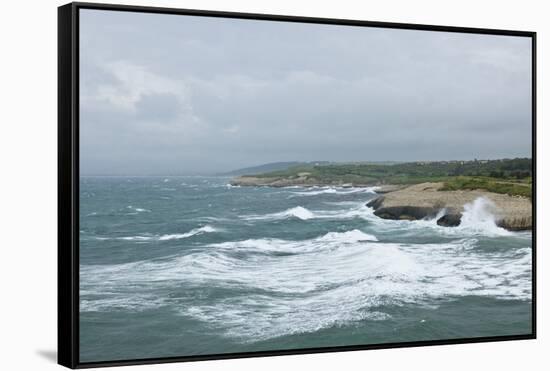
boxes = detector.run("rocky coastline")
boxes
[366,182,532,231]
[230,176,532,231]
[229,175,376,188]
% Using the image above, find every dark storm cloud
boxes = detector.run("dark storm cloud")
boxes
[79,9,532,175]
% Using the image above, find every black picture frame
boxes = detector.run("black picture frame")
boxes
[58,2,537,368]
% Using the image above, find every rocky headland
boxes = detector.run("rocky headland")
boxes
[366,182,532,231]
[229,174,376,188]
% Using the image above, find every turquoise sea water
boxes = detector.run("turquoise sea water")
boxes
[79,176,532,362]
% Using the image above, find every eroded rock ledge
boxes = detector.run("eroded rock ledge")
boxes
[366,182,532,231]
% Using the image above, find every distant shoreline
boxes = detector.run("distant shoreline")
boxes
[230,158,532,197]
[230,178,532,231]
[230,159,532,232]
[229,175,381,188]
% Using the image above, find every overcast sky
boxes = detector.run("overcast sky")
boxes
[80,9,532,175]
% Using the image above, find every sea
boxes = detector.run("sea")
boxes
[79,176,532,362]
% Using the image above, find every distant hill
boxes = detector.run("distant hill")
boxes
[221,161,329,176]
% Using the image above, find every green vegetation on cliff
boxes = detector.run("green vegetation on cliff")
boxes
[239,158,532,198]
[440,176,532,199]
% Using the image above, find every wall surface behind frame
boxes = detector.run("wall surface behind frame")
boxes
[0,0,546,370]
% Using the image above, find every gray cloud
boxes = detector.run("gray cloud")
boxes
[80,9,532,175]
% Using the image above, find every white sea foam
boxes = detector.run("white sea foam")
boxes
[184,240,530,340]
[242,202,377,222]
[81,186,530,340]
[244,206,315,221]
[118,235,155,241]
[327,203,376,219]
[243,197,521,240]
[213,229,377,254]
[362,197,516,238]
[81,227,531,341]
[80,294,166,312]
[292,188,338,196]
[318,229,378,242]
[433,208,447,221]
[111,225,218,242]
[282,206,315,220]
[158,226,218,241]
[290,187,378,196]
[458,197,511,236]
[126,206,151,213]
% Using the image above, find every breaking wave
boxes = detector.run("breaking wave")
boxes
[290,186,379,196]
[212,229,378,254]
[458,197,512,236]
[80,179,532,345]
[81,228,531,341]
[97,225,219,242]
[242,203,376,222]
[364,197,516,238]
[158,225,218,241]
[243,206,315,221]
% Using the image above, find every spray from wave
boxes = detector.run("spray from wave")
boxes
[458,197,511,236]
[364,197,513,238]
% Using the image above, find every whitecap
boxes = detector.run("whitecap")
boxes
[292,188,338,196]
[281,206,314,220]
[318,229,378,242]
[126,206,151,213]
[290,186,378,197]
[119,235,155,241]
[106,225,219,242]
[210,229,377,256]
[241,201,380,222]
[243,206,314,221]
[80,235,531,340]
[158,226,218,241]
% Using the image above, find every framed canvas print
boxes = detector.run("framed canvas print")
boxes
[58,2,536,368]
